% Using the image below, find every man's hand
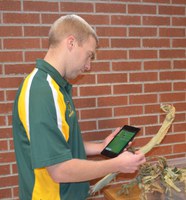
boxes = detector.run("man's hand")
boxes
[103,127,132,150]
[115,150,146,173]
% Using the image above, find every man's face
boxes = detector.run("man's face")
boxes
[65,36,97,79]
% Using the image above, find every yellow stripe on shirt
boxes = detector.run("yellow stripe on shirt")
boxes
[32,168,60,200]
[18,69,38,141]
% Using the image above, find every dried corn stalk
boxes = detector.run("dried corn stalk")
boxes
[90,104,175,195]
[118,156,186,200]
[140,104,175,154]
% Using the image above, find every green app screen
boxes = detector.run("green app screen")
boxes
[105,130,135,154]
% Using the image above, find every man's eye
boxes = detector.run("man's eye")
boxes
[90,54,95,60]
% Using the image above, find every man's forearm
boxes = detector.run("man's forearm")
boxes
[47,158,118,183]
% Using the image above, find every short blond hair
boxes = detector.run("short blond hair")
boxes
[49,14,98,47]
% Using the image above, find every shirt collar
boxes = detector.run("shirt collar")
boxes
[36,59,72,92]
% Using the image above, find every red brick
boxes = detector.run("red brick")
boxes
[98,118,129,129]
[160,49,185,58]
[143,39,170,48]
[60,2,93,12]
[173,102,186,112]
[111,39,140,48]
[172,0,186,3]
[81,108,112,119]
[4,38,41,49]
[159,28,185,37]
[0,102,13,114]
[0,188,11,199]
[144,83,171,93]
[132,136,150,147]
[163,133,185,144]
[74,98,96,109]
[41,38,49,49]
[0,116,6,126]
[160,92,185,102]
[144,104,162,114]
[80,86,111,96]
[82,130,111,141]
[79,121,96,132]
[112,61,141,71]
[98,96,128,107]
[96,3,126,13]
[160,71,185,81]
[173,113,185,123]
[144,61,171,70]
[25,51,47,62]
[0,90,4,101]
[128,4,156,14]
[0,77,23,89]
[5,90,16,101]
[145,124,162,136]
[174,122,186,133]
[0,26,22,37]
[0,175,18,187]
[5,63,34,75]
[173,114,185,123]
[24,1,58,12]
[12,163,18,174]
[172,17,186,26]
[13,186,19,198]
[81,14,109,25]
[0,64,2,74]
[8,115,12,126]
[173,39,186,47]
[113,84,142,94]
[159,5,185,15]
[70,74,96,85]
[146,145,172,157]
[97,27,127,37]
[41,13,60,24]
[0,164,10,176]
[129,50,157,59]
[0,152,15,163]
[143,16,170,25]
[0,140,8,152]
[0,0,21,11]
[173,143,186,154]
[130,72,158,82]
[0,51,23,62]
[97,38,109,48]
[3,13,40,24]
[130,94,157,104]
[174,82,186,91]
[97,50,127,60]
[129,27,157,37]
[173,60,186,69]
[0,128,12,139]
[141,0,170,3]
[132,116,158,128]
[111,15,141,25]
[24,26,50,37]
[91,62,110,72]
[114,105,143,116]
[97,73,127,84]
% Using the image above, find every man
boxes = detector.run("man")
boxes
[12,14,146,200]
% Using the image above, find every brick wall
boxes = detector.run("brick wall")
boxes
[0,0,186,199]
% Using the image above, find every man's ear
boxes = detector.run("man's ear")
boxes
[67,35,76,51]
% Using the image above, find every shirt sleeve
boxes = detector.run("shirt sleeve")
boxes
[29,83,72,169]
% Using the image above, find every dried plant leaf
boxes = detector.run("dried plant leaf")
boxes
[90,104,175,195]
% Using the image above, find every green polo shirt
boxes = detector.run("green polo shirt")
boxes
[12,59,89,200]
